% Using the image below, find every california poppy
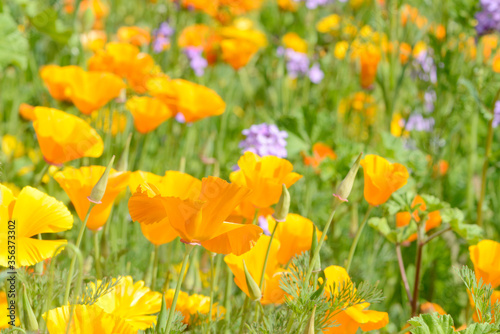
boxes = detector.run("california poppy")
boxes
[360,154,409,206]
[43,304,136,334]
[179,0,219,16]
[33,107,104,165]
[396,195,442,242]
[164,289,225,323]
[19,103,36,121]
[469,240,500,289]
[117,26,151,46]
[54,166,130,231]
[178,24,221,64]
[0,184,73,267]
[224,235,287,304]
[282,32,307,53]
[302,142,337,169]
[322,266,389,333]
[220,39,260,70]
[40,65,84,102]
[126,96,173,133]
[358,45,381,89]
[91,276,162,330]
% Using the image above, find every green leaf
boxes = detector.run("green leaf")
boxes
[368,217,397,243]
[458,323,500,334]
[28,8,73,44]
[442,208,484,244]
[0,13,29,70]
[419,194,447,212]
[408,313,455,334]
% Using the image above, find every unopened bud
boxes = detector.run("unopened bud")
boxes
[243,260,261,301]
[303,305,316,334]
[333,153,362,202]
[22,284,39,331]
[273,184,290,222]
[310,225,320,270]
[157,295,168,332]
[88,156,115,204]
[117,134,132,171]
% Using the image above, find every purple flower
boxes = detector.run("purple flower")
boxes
[405,114,435,132]
[293,0,335,9]
[494,101,500,128]
[284,49,310,78]
[424,89,436,113]
[413,49,437,84]
[258,216,271,236]
[475,0,500,35]
[152,22,174,53]
[308,63,324,84]
[184,47,208,77]
[239,123,288,158]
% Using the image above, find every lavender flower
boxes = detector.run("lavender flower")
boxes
[152,22,174,53]
[308,63,324,84]
[239,123,288,158]
[424,89,436,113]
[475,0,500,35]
[405,114,435,132]
[413,49,437,84]
[494,101,500,128]
[184,47,208,77]
[293,0,336,9]
[284,49,310,78]
[258,216,271,236]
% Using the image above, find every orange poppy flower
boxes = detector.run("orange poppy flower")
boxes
[147,78,226,123]
[179,0,219,16]
[302,142,337,169]
[277,0,298,11]
[54,166,130,231]
[399,42,412,64]
[117,26,151,46]
[420,302,447,315]
[126,96,173,134]
[224,235,286,304]
[80,30,107,51]
[33,107,104,165]
[129,176,262,255]
[178,24,221,65]
[220,39,260,70]
[129,171,202,246]
[358,46,381,89]
[230,151,303,209]
[40,65,84,101]
[360,154,409,206]
[266,214,322,265]
[469,240,500,289]
[322,266,389,334]
[396,195,442,242]
[219,0,263,15]
[19,103,36,121]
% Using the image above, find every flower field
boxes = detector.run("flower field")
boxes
[1,0,500,333]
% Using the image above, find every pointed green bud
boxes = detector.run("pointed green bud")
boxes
[117,133,132,171]
[303,305,316,334]
[310,225,320,270]
[22,284,38,331]
[333,153,362,202]
[88,155,115,204]
[157,294,168,332]
[243,260,261,301]
[273,184,290,222]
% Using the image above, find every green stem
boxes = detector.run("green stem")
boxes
[33,163,49,187]
[93,231,102,279]
[207,254,216,333]
[223,268,232,334]
[63,203,95,304]
[151,245,159,290]
[238,296,250,334]
[259,222,279,289]
[345,206,373,274]
[164,244,194,334]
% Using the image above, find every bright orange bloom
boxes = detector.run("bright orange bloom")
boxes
[469,240,500,289]
[220,39,260,70]
[33,107,104,165]
[399,42,412,64]
[164,289,225,323]
[433,24,446,40]
[54,166,130,231]
[130,176,262,255]
[19,103,36,121]
[178,24,221,64]
[360,154,409,206]
[129,171,202,246]
[420,302,447,315]
[230,151,303,209]
[266,214,322,265]
[359,46,381,89]
[278,0,298,11]
[322,266,389,333]
[40,65,83,101]
[396,195,442,242]
[401,4,419,27]
[179,0,219,16]
[303,142,337,169]
[0,185,73,267]
[126,96,173,133]
[117,26,151,46]
[147,77,226,123]
[493,54,500,73]
[225,235,286,304]
[219,0,263,15]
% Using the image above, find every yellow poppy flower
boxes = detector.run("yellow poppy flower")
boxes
[469,240,500,289]
[164,289,225,323]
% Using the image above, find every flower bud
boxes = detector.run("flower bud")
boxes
[22,284,38,331]
[243,260,262,301]
[310,225,320,270]
[88,155,115,204]
[303,305,316,334]
[157,294,168,332]
[333,153,362,202]
[117,133,132,171]
[273,184,290,222]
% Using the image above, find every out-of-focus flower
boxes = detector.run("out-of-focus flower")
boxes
[178,24,221,64]
[432,24,446,40]
[152,22,174,53]
[54,166,130,231]
[239,123,288,158]
[469,239,500,289]
[396,195,442,242]
[309,63,324,84]
[218,0,264,16]
[338,92,377,125]
[412,43,437,83]
[399,42,412,64]
[179,0,219,15]
[357,45,381,89]
[334,41,349,59]
[164,289,225,323]
[360,155,409,206]
[475,0,500,36]
[302,142,337,169]
[265,214,322,265]
[80,30,107,51]
[184,47,208,76]
[43,304,136,334]
[420,302,447,315]
[405,114,435,132]
[322,266,389,333]
[117,26,150,46]
[19,103,36,121]
[316,14,341,34]
[1,134,25,159]
[493,101,500,128]
[278,0,299,11]
[225,235,287,304]
[294,0,335,10]
[390,113,409,138]
[33,107,104,165]
[230,151,302,209]
[91,276,162,330]
[39,65,83,102]
[282,32,307,53]
[0,185,73,267]
[64,0,109,29]
[147,77,226,123]
[126,96,173,133]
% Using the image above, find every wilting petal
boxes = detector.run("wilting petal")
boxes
[201,222,262,255]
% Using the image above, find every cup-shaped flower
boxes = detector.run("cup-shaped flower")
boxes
[90,276,162,330]
[54,166,130,231]
[0,185,73,268]
[126,96,173,133]
[220,39,260,70]
[396,195,442,242]
[164,289,225,324]
[117,26,151,46]
[230,151,303,209]
[40,65,84,101]
[224,235,287,305]
[358,45,381,89]
[469,240,500,289]
[147,77,226,123]
[360,154,409,206]
[43,304,136,334]
[33,107,104,165]
[322,266,389,333]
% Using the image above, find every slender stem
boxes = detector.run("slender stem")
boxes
[207,254,216,334]
[33,163,49,187]
[164,244,193,334]
[396,243,412,305]
[259,222,279,289]
[238,296,250,334]
[411,222,426,316]
[223,268,232,334]
[422,226,452,246]
[151,245,159,290]
[345,206,373,273]
[63,203,95,304]
[93,231,102,278]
